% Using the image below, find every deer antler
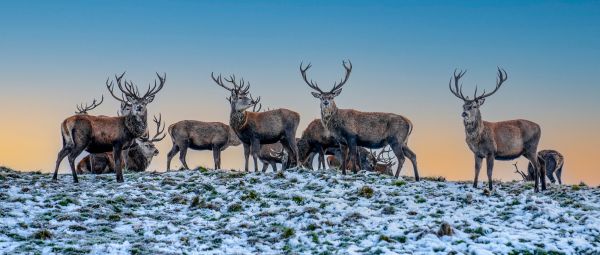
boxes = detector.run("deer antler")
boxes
[144,114,166,142]
[449,68,507,102]
[513,162,528,181]
[76,95,104,114]
[300,60,352,94]
[106,72,129,103]
[252,103,262,112]
[448,69,469,101]
[472,67,507,102]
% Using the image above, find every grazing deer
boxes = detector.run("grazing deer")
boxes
[257,142,288,172]
[297,119,338,170]
[367,147,396,176]
[211,73,300,172]
[513,150,564,185]
[166,120,241,170]
[52,72,165,183]
[77,114,167,174]
[449,68,544,192]
[300,60,419,180]
[75,96,104,115]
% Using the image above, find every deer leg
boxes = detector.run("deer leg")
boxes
[545,158,556,184]
[213,146,221,170]
[390,142,405,179]
[556,165,563,185]
[243,143,250,172]
[271,162,278,172]
[178,143,190,170]
[402,145,419,181]
[113,145,124,183]
[251,140,260,172]
[53,147,71,181]
[474,155,483,188]
[346,140,358,174]
[485,154,495,191]
[340,144,348,175]
[524,153,541,192]
[166,144,180,171]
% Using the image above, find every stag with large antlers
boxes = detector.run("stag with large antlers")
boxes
[211,73,300,172]
[301,60,419,180]
[52,72,165,183]
[448,68,544,192]
[77,114,167,173]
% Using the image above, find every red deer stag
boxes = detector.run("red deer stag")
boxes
[77,114,167,173]
[300,60,419,180]
[297,119,338,170]
[448,68,544,192]
[211,73,300,172]
[166,120,241,170]
[52,72,165,183]
[367,147,396,176]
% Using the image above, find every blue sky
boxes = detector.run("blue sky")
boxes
[0,1,599,183]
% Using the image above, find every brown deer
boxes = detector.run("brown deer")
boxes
[258,142,288,172]
[297,119,338,170]
[513,150,564,185]
[52,72,165,183]
[300,60,419,180]
[211,73,300,172]
[75,96,104,115]
[325,146,371,171]
[77,114,167,174]
[367,147,396,176]
[448,68,544,192]
[166,120,241,170]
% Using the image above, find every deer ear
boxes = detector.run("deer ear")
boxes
[476,98,485,106]
[311,92,321,98]
[332,89,342,97]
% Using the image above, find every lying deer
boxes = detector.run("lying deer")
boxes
[258,142,288,172]
[514,149,564,185]
[325,146,371,171]
[367,147,396,176]
[211,73,300,172]
[52,72,165,183]
[301,60,419,180]
[77,115,166,173]
[449,68,544,192]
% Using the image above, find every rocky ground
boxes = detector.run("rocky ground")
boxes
[0,166,599,255]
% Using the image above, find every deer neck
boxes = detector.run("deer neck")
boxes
[464,114,484,141]
[320,103,339,130]
[125,115,147,138]
[230,110,248,132]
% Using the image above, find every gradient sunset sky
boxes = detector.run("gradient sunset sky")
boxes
[0,1,598,184]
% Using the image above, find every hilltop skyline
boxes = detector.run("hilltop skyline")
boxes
[0,1,599,184]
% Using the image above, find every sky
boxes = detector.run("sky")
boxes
[0,0,598,185]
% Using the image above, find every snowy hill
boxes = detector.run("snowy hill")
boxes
[0,166,599,254]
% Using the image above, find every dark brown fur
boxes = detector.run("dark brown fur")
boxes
[166,120,241,170]
[526,150,564,184]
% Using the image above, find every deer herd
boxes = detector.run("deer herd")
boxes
[53,61,564,193]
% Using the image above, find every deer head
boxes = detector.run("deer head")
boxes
[136,114,166,158]
[449,68,508,126]
[211,73,260,112]
[107,72,166,120]
[368,147,396,174]
[300,60,352,117]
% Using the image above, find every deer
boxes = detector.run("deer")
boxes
[448,68,545,192]
[77,114,167,174]
[300,60,419,180]
[367,147,396,176]
[513,149,564,185]
[257,142,288,172]
[325,146,371,171]
[52,72,165,183]
[297,119,338,170]
[211,73,300,172]
[166,120,242,170]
